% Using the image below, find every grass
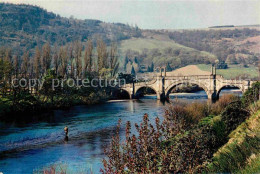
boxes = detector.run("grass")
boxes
[238,153,260,174]
[197,64,258,79]
[206,108,260,173]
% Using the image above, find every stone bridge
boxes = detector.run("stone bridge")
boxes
[119,68,255,101]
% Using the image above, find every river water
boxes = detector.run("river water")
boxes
[0,90,241,174]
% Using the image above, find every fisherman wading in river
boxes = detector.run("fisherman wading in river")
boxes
[64,126,69,142]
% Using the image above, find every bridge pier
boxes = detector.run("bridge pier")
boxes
[207,91,219,103]
[157,91,166,101]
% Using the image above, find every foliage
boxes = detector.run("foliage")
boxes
[221,100,250,134]
[120,38,216,70]
[242,81,260,106]
[168,28,260,64]
[0,3,140,53]
[101,114,213,173]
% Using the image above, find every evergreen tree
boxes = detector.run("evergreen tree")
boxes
[131,66,136,76]
[124,56,129,71]
[166,62,172,71]
[150,62,154,72]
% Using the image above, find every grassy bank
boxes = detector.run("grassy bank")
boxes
[206,107,260,173]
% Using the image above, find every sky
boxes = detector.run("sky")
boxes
[2,0,260,29]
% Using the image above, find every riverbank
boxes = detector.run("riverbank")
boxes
[0,90,110,122]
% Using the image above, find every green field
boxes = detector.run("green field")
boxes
[197,64,258,79]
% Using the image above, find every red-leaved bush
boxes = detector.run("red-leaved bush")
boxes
[101,113,213,173]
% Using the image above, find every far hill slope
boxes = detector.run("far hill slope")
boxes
[119,37,217,70]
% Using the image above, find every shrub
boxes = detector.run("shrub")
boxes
[102,113,217,173]
[211,94,239,115]
[198,115,227,150]
[221,100,249,134]
[242,81,260,106]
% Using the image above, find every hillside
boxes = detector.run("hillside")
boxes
[0,3,141,54]
[119,36,217,71]
[0,3,259,74]
[167,28,260,66]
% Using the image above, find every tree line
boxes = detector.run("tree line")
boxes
[0,38,119,95]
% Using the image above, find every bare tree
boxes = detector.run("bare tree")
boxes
[21,51,30,77]
[83,39,93,76]
[97,38,108,73]
[33,46,41,78]
[58,46,68,78]
[109,42,119,77]
[52,44,59,76]
[74,41,82,77]
[41,43,51,74]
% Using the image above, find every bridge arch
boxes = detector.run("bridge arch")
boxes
[165,81,210,99]
[112,88,131,99]
[135,86,158,99]
[216,85,243,99]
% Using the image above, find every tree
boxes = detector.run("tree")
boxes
[166,62,172,72]
[21,51,30,77]
[83,39,93,76]
[109,42,119,77]
[52,44,59,76]
[150,62,154,72]
[68,43,74,77]
[4,48,12,63]
[33,46,41,78]
[0,59,12,95]
[13,55,19,78]
[41,43,51,74]
[131,66,136,76]
[74,41,82,77]
[97,38,108,73]
[58,46,68,77]
[124,56,129,71]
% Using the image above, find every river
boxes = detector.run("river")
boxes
[0,89,241,174]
